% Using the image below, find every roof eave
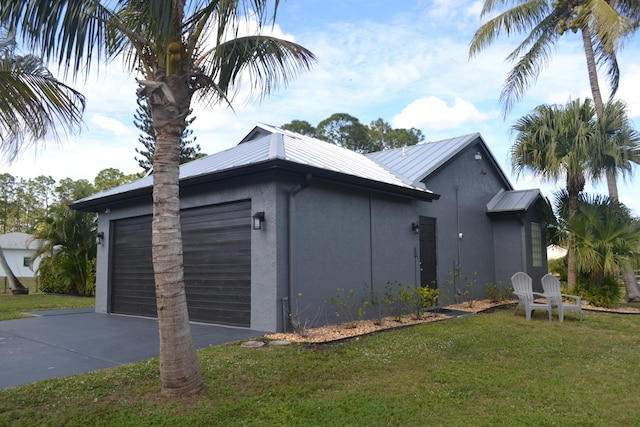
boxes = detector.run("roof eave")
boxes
[71,159,439,212]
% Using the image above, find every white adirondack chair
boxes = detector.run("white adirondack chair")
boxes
[511,272,552,321]
[541,273,582,322]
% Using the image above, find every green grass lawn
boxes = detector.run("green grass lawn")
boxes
[1,307,639,426]
[0,293,95,321]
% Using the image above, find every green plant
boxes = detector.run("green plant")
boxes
[418,286,440,309]
[398,284,422,320]
[369,288,386,325]
[574,274,623,308]
[382,281,411,322]
[457,272,477,308]
[485,281,513,303]
[330,287,367,328]
[548,257,567,282]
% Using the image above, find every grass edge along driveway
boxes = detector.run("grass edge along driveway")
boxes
[1,307,638,426]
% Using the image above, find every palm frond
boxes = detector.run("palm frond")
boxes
[196,35,315,105]
[0,54,85,162]
[0,0,112,78]
[469,0,550,58]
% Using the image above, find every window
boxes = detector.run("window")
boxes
[23,257,31,268]
[531,222,542,267]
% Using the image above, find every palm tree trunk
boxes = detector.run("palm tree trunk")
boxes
[0,243,29,294]
[150,76,202,397]
[581,26,640,299]
[622,269,640,302]
[566,189,580,291]
[581,26,620,200]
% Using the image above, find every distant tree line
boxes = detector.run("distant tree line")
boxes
[282,113,425,153]
[0,169,140,295]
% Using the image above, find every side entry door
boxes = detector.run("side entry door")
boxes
[419,216,437,289]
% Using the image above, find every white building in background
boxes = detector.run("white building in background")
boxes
[547,244,568,260]
[0,232,42,278]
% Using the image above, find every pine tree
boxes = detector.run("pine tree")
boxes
[133,97,204,172]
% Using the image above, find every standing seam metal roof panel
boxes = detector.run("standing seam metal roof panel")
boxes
[72,123,433,206]
[486,189,542,213]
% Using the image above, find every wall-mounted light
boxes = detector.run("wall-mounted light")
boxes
[96,231,105,245]
[458,232,464,239]
[252,212,265,230]
[411,222,420,234]
[474,151,482,160]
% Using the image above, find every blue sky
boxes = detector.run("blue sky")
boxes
[3,0,640,213]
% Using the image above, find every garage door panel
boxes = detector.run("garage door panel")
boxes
[111,200,251,326]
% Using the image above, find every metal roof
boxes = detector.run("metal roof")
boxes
[486,189,542,213]
[72,123,435,208]
[367,133,513,189]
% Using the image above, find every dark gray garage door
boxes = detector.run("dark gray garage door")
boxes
[110,200,251,327]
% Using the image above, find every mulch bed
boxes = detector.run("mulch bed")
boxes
[263,299,640,344]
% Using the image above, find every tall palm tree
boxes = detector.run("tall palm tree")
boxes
[593,99,640,300]
[469,0,638,115]
[469,0,640,198]
[592,99,640,189]
[0,0,315,397]
[0,29,85,162]
[472,1,640,298]
[511,99,600,290]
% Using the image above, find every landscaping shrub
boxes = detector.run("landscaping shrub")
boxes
[574,273,622,308]
[484,281,513,303]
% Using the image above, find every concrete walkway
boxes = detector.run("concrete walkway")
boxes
[0,309,266,389]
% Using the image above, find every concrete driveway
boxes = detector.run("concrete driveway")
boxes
[0,308,266,389]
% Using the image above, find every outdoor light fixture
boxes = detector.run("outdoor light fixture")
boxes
[411,222,420,234]
[96,231,104,245]
[253,212,265,230]
[475,151,482,160]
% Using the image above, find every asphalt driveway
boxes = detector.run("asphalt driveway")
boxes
[0,308,266,389]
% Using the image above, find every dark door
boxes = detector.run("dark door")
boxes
[110,200,251,327]
[419,216,437,289]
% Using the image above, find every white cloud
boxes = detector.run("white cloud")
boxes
[90,114,134,137]
[392,96,488,130]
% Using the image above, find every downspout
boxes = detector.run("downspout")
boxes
[454,185,460,299]
[285,173,312,332]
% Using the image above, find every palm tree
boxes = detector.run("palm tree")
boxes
[511,99,600,290]
[0,0,315,397]
[0,29,85,162]
[0,29,83,295]
[562,193,640,305]
[33,178,97,296]
[469,0,640,198]
[593,99,640,300]
[592,99,640,190]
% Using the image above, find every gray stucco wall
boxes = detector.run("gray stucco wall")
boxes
[286,180,420,329]
[491,217,526,290]
[93,172,425,333]
[94,178,282,332]
[417,142,508,302]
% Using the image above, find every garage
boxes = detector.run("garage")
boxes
[110,200,251,327]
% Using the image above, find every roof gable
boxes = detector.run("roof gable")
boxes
[367,133,513,189]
